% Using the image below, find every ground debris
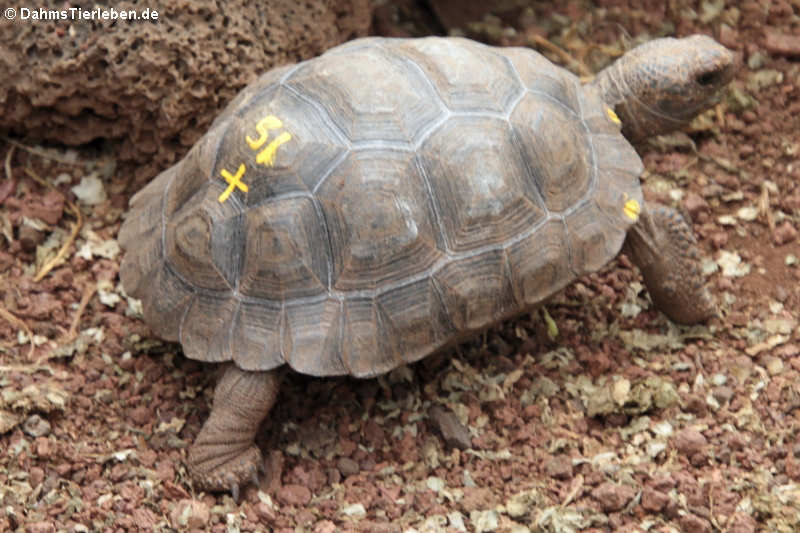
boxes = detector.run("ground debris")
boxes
[2,2,799,531]
[591,482,636,512]
[429,404,472,450]
[0,409,20,433]
[763,31,800,56]
[0,383,69,415]
[571,375,679,417]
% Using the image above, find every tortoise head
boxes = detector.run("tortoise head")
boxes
[592,34,735,143]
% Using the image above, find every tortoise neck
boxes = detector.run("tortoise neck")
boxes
[592,61,688,144]
[593,61,625,108]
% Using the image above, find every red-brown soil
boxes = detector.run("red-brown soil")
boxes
[1,1,799,532]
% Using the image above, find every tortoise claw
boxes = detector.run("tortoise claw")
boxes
[188,444,264,497]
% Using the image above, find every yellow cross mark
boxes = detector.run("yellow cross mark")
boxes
[218,163,247,203]
[606,106,622,125]
[623,197,641,221]
[217,115,292,202]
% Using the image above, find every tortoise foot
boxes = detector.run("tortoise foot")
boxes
[188,441,263,497]
[187,365,279,496]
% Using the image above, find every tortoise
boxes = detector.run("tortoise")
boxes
[118,34,734,495]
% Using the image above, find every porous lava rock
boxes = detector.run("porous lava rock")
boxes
[0,0,370,181]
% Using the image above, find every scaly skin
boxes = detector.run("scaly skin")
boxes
[624,204,716,324]
[592,35,733,322]
[187,366,280,498]
[592,34,735,143]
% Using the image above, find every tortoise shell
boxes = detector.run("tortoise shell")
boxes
[119,37,644,378]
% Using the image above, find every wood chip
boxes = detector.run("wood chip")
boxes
[429,405,472,450]
[763,31,800,57]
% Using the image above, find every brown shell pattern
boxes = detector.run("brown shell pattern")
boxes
[119,37,645,378]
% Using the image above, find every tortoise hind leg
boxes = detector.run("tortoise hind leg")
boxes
[188,365,280,497]
[623,203,716,324]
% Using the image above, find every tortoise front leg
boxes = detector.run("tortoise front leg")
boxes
[188,365,280,498]
[623,202,716,324]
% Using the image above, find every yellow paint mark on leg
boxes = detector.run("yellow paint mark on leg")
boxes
[218,163,247,203]
[255,132,292,167]
[246,115,284,150]
[606,106,621,125]
[623,197,641,221]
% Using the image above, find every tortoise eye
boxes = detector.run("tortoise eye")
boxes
[696,70,721,86]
